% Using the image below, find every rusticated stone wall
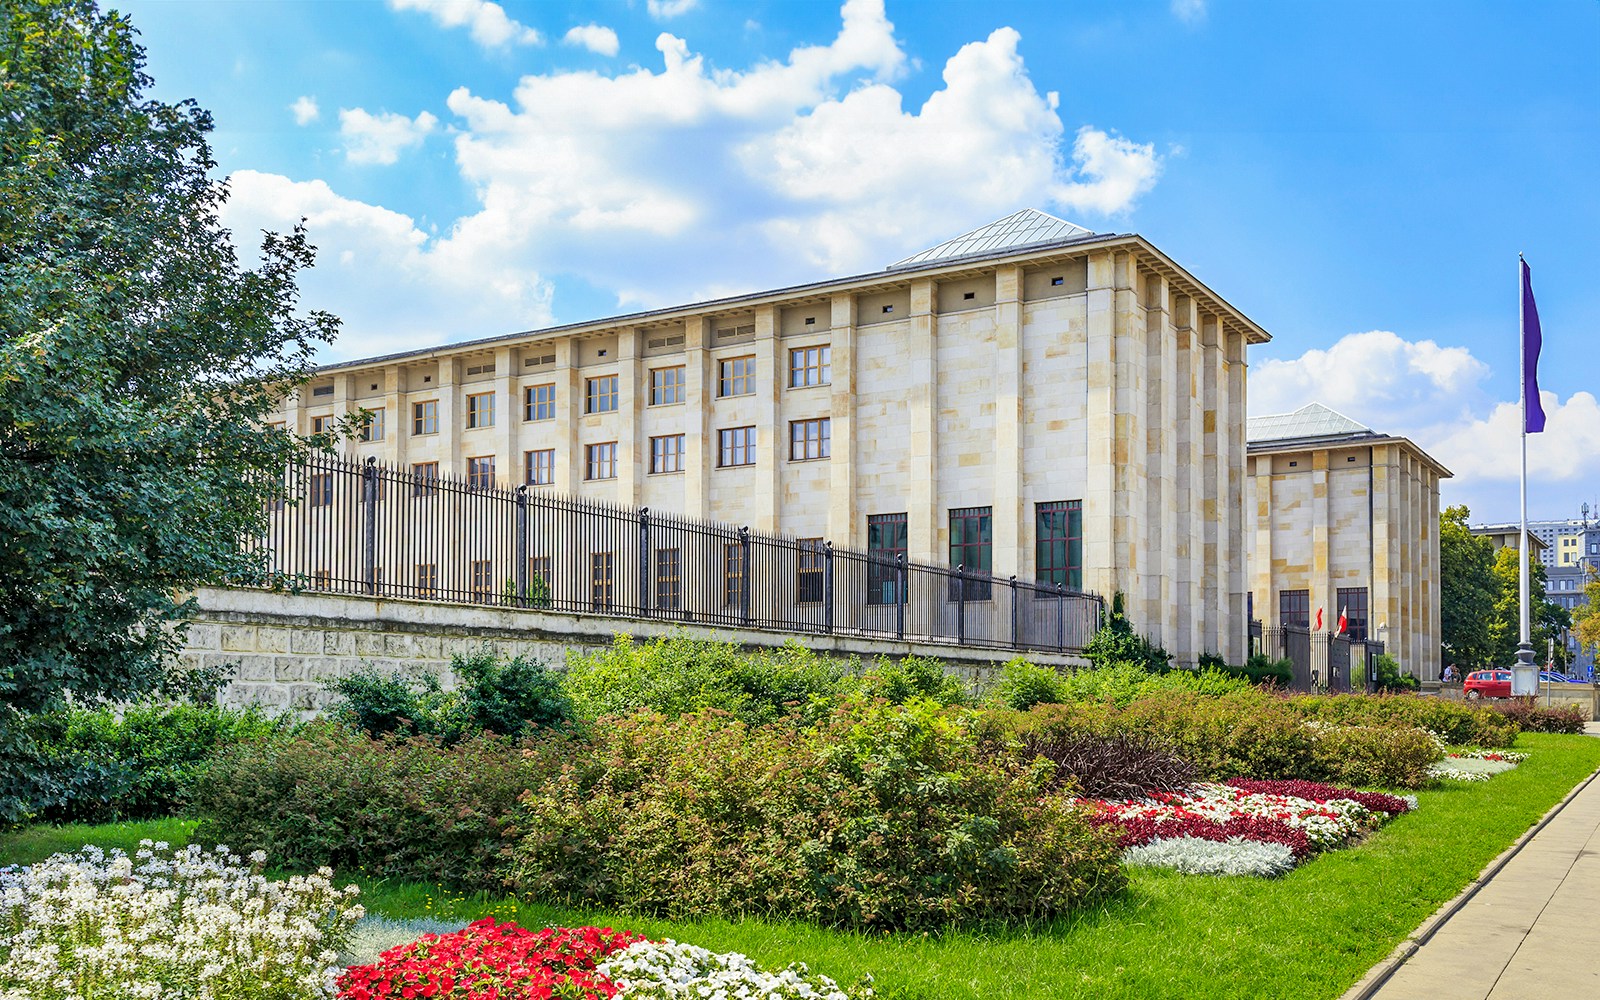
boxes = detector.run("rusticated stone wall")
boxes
[180,586,1086,715]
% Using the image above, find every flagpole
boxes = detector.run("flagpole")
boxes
[1518,253,1534,682]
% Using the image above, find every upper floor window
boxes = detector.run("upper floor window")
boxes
[789,418,831,461]
[586,442,618,480]
[586,375,618,414]
[410,461,438,498]
[650,366,685,405]
[359,409,385,442]
[526,449,554,486]
[718,426,756,468]
[412,400,439,436]
[789,345,831,388]
[525,383,555,421]
[650,434,684,474]
[467,455,496,490]
[718,356,755,397]
[466,391,495,429]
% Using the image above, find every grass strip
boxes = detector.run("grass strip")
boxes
[3,733,1596,999]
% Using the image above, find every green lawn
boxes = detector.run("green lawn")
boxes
[6,733,1598,1000]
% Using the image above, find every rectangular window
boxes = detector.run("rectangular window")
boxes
[524,383,556,421]
[526,449,554,486]
[1279,589,1310,629]
[1035,500,1084,591]
[585,442,617,480]
[412,400,439,435]
[466,392,495,429]
[308,473,334,507]
[718,426,756,468]
[357,476,388,504]
[359,409,385,442]
[529,556,551,602]
[470,560,494,602]
[655,547,682,610]
[311,415,333,435]
[724,542,746,609]
[411,461,439,498]
[590,552,614,611]
[312,568,331,590]
[788,345,831,388]
[789,418,831,461]
[650,434,684,474]
[649,366,685,405]
[1336,587,1369,641]
[948,506,993,601]
[718,355,755,397]
[585,375,618,414]
[467,455,496,490]
[415,563,437,598]
[867,512,908,605]
[797,538,824,604]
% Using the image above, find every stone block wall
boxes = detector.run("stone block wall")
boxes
[180,586,1087,715]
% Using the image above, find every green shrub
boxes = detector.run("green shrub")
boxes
[563,634,850,725]
[1372,653,1419,693]
[1289,692,1517,747]
[1049,662,1252,707]
[331,650,570,742]
[25,701,282,824]
[1491,700,1586,734]
[506,699,1125,930]
[993,658,1068,710]
[192,723,545,888]
[1082,593,1171,672]
[850,654,970,707]
[1240,654,1294,686]
[1306,721,1441,788]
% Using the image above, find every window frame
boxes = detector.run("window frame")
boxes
[649,366,685,406]
[466,391,496,429]
[866,512,908,606]
[590,552,614,611]
[717,426,756,468]
[796,538,825,604]
[717,355,756,397]
[412,399,439,436]
[585,375,619,414]
[470,559,495,602]
[359,408,385,442]
[1279,589,1311,629]
[1035,500,1084,592]
[788,417,831,461]
[649,434,685,474]
[466,455,496,491]
[524,383,556,422]
[948,506,993,601]
[1336,587,1370,641]
[410,461,439,498]
[788,344,832,388]
[526,448,555,486]
[585,441,618,481]
[414,562,438,598]
[655,547,682,610]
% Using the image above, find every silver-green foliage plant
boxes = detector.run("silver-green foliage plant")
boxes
[1122,836,1297,878]
[338,916,469,970]
[0,841,364,999]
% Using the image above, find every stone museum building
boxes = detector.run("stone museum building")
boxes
[274,210,1271,665]
[1246,403,1450,681]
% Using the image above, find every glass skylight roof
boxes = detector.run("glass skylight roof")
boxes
[888,209,1097,270]
[1248,403,1374,443]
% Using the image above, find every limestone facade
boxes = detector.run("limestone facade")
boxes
[1246,407,1451,680]
[277,222,1269,664]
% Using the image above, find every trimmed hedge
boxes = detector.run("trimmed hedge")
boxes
[1491,700,1587,734]
[1288,693,1518,747]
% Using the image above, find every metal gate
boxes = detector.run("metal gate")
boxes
[1327,635,1352,693]
[1282,625,1312,692]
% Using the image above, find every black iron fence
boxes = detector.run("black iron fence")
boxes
[1250,621,1386,693]
[248,455,1105,654]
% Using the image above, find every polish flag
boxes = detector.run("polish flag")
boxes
[1336,607,1348,636]
[1313,608,1323,631]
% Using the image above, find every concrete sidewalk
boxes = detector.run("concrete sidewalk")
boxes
[1346,723,1600,1000]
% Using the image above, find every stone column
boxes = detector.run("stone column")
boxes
[1372,443,1397,660]
[1253,454,1274,635]
[993,265,1024,579]
[436,357,459,477]
[1112,252,1148,633]
[1224,329,1248,663]
[1311,449,1331,639]
[1200,314,1223,656]
[381,364,405,470]
[828,294,857,546]
[907,279,939,566]
[1084,252,1117,602]
[553,339,579,493]
[616,330,641,507]
[492,346,514,486]
[1427,468,1442,681]
[1174,296,1203,660]
[683,317,710,520]
[1144,272,1180,660]
[754,306,781,534]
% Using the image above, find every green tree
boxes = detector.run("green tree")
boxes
[1568,567,1600,665]
[1,0,335,816]
[1439,505,1497,669]
[1487,546,1571,669]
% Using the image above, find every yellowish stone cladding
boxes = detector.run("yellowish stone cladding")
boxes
[279,235,1268,665]
[1245,432,1450,681]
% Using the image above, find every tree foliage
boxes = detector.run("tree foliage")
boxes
[1439,505,1497,669]
[0,0,336,716]
[1569,568,1600,660]
[1487,545,1571,668]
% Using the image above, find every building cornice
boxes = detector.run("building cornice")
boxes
[1246,433,1454,480]
[312,231,1271,375]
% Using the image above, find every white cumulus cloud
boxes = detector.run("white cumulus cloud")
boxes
[562,23,620,57]
[389,0,541,48]
[289,95,319,125]
[647,0,699,20]
[338,108,438,165]
[1171,0,1207,24]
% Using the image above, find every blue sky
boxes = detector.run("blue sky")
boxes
[121,0,1599,520]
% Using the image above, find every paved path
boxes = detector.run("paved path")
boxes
[1348,722,1600,1000]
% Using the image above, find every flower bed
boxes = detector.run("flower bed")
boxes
[1428,749,1526,782]
[338,920,873,1000]
[0,841,364,1000]
[1079,780,1412,877]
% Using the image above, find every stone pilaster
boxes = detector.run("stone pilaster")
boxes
[381,364,405,470]
[616,330,641,507]
[907,279,938,566]
[683,317,710,520]
[993,265,1023,579]
[492,346,514,486]
[1311,449,1330,635]
[754,306,780,534]
[1174,295,1203,659]
[1144,272,1180,660]
[1112,252,1148,634]
[553,340,579,493]
[1200,314,1223,654]
[828,294,857,546]
[1083,252,1117,602]
[1224,329,1247,662]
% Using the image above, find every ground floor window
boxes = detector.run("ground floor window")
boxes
[1336,587,1369,641]
[1279,589,1310,629]
[866,513,907,605]
[948,506,993,601]
[1036,500,1083,591]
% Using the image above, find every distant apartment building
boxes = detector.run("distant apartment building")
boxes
[274,210,1272,664]
[1246,404,1451,681]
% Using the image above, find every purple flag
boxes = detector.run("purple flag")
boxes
[1522,258,1546,434]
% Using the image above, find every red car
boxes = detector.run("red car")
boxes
[1463,670,1512,700]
